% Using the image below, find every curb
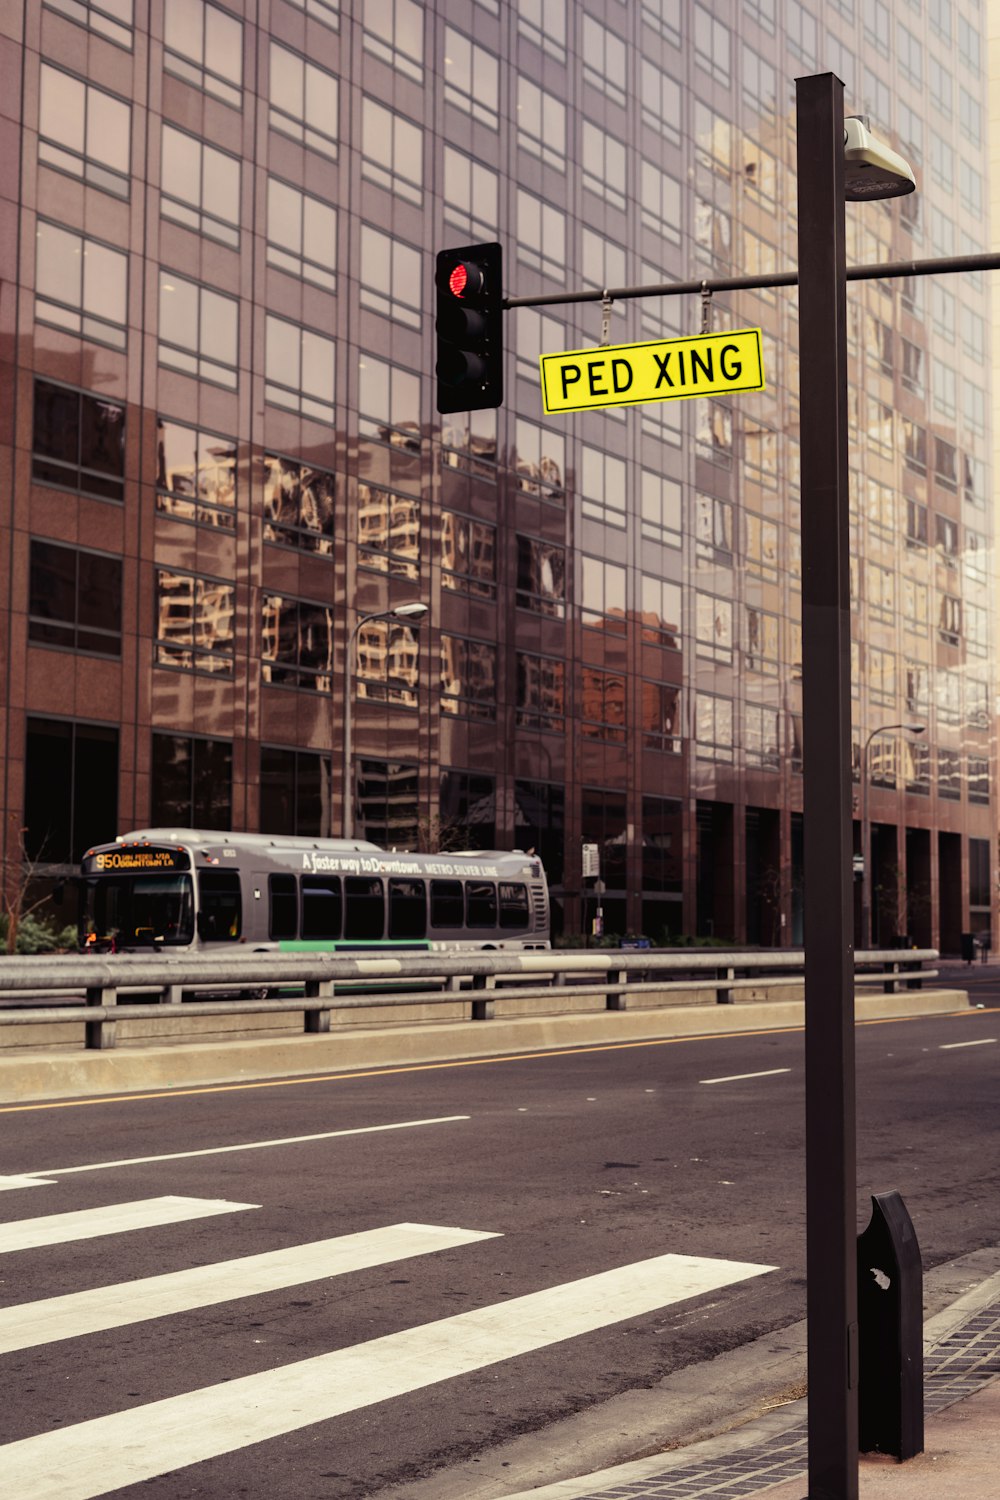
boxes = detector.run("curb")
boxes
[0,988,969,1104]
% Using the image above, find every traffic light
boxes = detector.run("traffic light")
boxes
[435,242,503,414]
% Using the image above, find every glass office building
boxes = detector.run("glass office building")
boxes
[0,0,994,948]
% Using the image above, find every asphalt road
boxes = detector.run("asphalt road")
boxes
[0,999,997,1499]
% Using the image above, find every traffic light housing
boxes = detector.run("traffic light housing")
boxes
[435,242,503,414]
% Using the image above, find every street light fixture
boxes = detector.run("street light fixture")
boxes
[342,602,429,841]
[860,722,926,952]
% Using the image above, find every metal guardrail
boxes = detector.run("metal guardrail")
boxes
[0,948,938,1051]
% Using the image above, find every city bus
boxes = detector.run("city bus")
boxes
[78,829,551,956]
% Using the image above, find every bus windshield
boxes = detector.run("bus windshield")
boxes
[80,874,195,949]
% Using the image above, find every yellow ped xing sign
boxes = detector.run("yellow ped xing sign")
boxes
[539,328,765,414]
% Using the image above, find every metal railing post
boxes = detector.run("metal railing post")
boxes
[85,985,117,1049]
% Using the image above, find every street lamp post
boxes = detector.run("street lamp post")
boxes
[796,73,915,1500]
[341,601,428,841]
[860,723,926,952]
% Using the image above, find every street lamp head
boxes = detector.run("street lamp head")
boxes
[843,116,916,201]
[390,601,429,623]
[906,723,927,737]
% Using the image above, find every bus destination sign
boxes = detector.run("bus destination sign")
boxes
[84,848,190,873]
[539,327,765,414]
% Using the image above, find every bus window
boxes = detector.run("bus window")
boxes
[430,879,464,929]
[466,880,497,928]
[499,882,529,929]
[301,876,342,940]
[198,872,242,940]
[388,878,426,939]
[345,876,385,940]
[269,874,298,940]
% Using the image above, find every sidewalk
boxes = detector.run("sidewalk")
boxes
[493,1260,1000,1500]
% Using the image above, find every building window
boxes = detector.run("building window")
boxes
[516,77,565,169]
[745,606,779,674]
[641,0,681,46]
[695,493,734,562]
[35,221,127,350]
[582,787,627,890]
[38,64,130,197]
[517,0,566,62]
[745,704,781,770]
[161,126,240,247]
[443,147,498,243]
[269,44,338,158]
[640,60,681,143]
[513,418,564,503]
[642,681,680,753]
[640,161,682,245]
[29,540,122,657]
[938,593,961,645]
[641,576,681,648]
[582,15,627,108]
[696,593,733,663]
[354,617,420,707]
[514,779,564,886]
[696,692,733,762]
[581,124,627,211]
[364,0,422,81]
[357,484,419,579]
[285,0,339,31]
[165,0,242,108]
[156,569,235,676]
[157,419,236,529]
[267,179,336,292]
[517,190,565,283]
[641,472,682,548]
[745,513,779,581]
[936,670,961,727]
[440,770,496,850]
[440,636,497,721]
[580,446,626,529]
[352,759,416,848]
[261,594,333,692]
[938,747,961,801]
[33,379,125,502]
[362,98,422,205]
[264,316,335,423]
[24,717,118,865]
[151,734,232,830]
[743,43,777,115]
[159,272,238,389]
[581,667,626,743]
[867,563,895,623]
[965,602,988,657]
[443,28,498,129]
[260,746,332,837]
[359,226,421,328]
[263,455,336,556]
[968,758,990,807]
[358,354,421,460]
[442,512,496,599]
[516,535,566,618]
[516,653,565,732]
[580,556,626,634]
[44,0,133,50]
[694,3,730,85]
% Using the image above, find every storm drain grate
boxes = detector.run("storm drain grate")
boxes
[559,1299,1000,1500]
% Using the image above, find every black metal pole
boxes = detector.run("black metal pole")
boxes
[796,74,858,1500]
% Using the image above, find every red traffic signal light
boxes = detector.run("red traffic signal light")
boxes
[435,243,503,414]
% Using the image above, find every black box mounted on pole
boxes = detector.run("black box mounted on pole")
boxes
[435,242,503,414]
[857,1191,924,1461]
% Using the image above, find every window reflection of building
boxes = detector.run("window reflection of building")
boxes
[262,454,336,554]
[440,769,496,850]
[516,653,565,732]
[356,619,419,707]
[157,419,236,529]
[581,667,626,743]
[440,635,497,721]
[441,511,496,598]
[641,682,680,752]
[260,594,333,692]
[357,483,419,579]
[156,570,235,675]
[357,759,419,849]
[516,535,566,618]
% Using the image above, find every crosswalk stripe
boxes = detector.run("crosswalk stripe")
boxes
[0,1195,258,1253]
[0,1175,54,1193]
[0,1251,774,1499]
[0,1222,499,1354]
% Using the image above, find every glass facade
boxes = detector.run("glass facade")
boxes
[0,1,994,949]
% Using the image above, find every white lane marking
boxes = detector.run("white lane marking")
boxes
[700,1068,792,1085]
[939,1038,996,1050]
[0,1251,775,1499]
[0,1223,499,1355]
[0,1176,55,1192]
[25,1116,471,1179]
[0,1196,257,1254]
